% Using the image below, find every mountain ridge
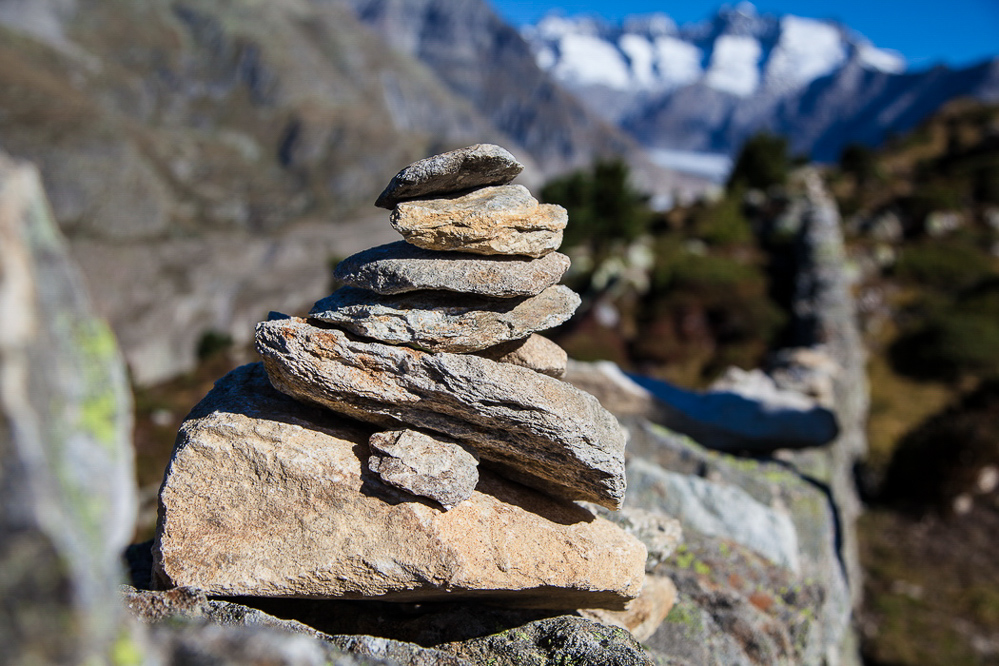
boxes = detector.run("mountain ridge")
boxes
[522,4,999,162]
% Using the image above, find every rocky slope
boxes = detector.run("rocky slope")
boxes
[0,0,518,384]
[523,4,999,163]
[0,0,713,386]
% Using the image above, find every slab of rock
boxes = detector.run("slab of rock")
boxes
[334,241,570,298]
[153,364,644,608]
[439,616,654,666]
[580,575,678,642]
[475,334,568,378]
[375,144,523,209]
[368,430,480,510]
[309,285,579,353]
[255,318,627,509]
[390,185,566,257]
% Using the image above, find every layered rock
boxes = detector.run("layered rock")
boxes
[367,430,480,510]
[375,144,524,209]
[390,185,567,257]
[476,334,568,378]
[154,364,644,608]
[334,241,570,298]
[256,318,626,508]
[309,285,579,353]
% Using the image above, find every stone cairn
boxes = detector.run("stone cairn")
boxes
[152,144,646,611]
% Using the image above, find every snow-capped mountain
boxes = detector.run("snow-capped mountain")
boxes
[526,4,903,108]
[522,3,997,166]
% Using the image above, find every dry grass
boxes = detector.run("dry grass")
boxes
[866,354,956,471]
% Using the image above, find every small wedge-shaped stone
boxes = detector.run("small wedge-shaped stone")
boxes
[309,285,579,353]
[255,318,627,509]
[153,364,645,607]
[368,430,480,510]
[475,334,568,378]
[391,185,566,257]
[334,241,570,298]
[375,144,523,209]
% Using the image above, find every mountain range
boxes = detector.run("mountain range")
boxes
[522,2,999,176]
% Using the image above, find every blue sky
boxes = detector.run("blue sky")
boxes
[491,0,999,69]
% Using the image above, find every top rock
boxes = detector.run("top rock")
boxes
[375,144,524,209]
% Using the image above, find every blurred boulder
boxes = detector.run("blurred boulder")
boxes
[0,154,136,663]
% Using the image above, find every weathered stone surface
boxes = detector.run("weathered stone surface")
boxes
[475,334,568,378]
[623,420,854,666]
[368,430,479,510]
[255,318,627,509]
[390,185,566,257]
[439,616,655,666]
[590,506,684,570]
[123,586,465,666]
[564,359,839,452]
[334,241,570,298]
[153,364,645,607]
[375,144,523,209]
[146,621,391,666]
[627,458,800,572]
[0,154,136,664]
[309,285,579,353]
[580,575,678,642]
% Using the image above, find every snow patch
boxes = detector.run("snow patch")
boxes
[704,34,762,96]
[533,14,596,39]
[858,43,906,73]
[648,149,732,182]
[536,47,556,70]
[764,16,846,92]
[653,36,703,89]
[552,33,632,89]
[623,13,678,37]
[620,34,656,88]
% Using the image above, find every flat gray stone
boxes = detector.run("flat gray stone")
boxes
[475,335,568,378]
[309,285,580,353]
[153,364,644,607]
[334,241,570,298]
[255,318,627,509]
[390,185,566,257]
[375,144,523,209]
[368,430,480,510]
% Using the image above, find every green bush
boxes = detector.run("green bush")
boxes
[893,242,992,291]
[891,311,999,380]
[690,194,752,246]
[727,133,790,192]
[196,330,233,360]
[541,159,651,252]
[840,142,880,185]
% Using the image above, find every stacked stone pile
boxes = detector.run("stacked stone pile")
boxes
[153,145,648,612]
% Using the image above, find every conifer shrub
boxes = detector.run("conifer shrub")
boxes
[690,194,752,246]
[727,133,790,192]
[541,159,651,252]
[893,242,992,291]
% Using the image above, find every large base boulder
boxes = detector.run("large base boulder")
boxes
[153,364,645,609]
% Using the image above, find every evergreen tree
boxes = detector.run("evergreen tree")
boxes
[727,133,790,192]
